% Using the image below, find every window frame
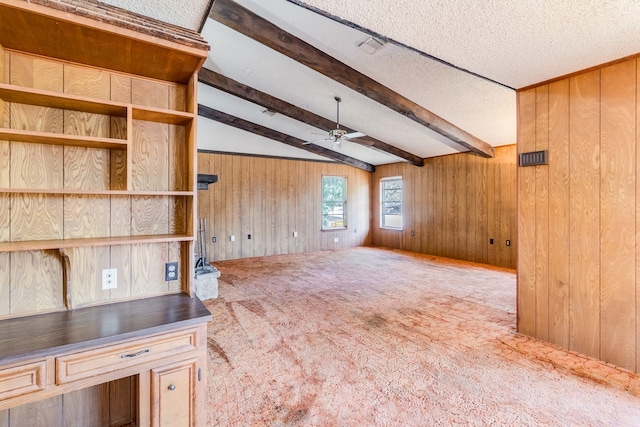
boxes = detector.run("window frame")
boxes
[380,176,403,230]
[321,175,348,231]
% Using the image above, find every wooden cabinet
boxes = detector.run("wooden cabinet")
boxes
[0,360,46,401]
[0,294,210,426]
[0,1,210,425]
[150,359,199,427]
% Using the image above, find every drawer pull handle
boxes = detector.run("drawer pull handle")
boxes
[168,384,176,391]
[120,349,150,359]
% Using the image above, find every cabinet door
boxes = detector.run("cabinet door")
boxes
[150,359,196,427]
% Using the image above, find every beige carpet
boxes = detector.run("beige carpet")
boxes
[203,247,640,426]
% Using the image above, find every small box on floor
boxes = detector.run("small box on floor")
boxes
[195,268,221,300]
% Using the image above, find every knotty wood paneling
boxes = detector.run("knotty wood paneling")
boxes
[197,153,372,261]
[517,55,640,372]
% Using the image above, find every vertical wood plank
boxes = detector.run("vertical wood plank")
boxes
[69,246,111,307]
[11,194,63,241]
[131,121,169,191]
[486,152,496,266]
[11,251,63,315]
[110,74,131,191]
[109,376,137,426]
[10,53,64,190]
[568,69,601,359]
[0,253,10,316]
[238,157,251,258]
[517,88,537,336]
[131,78,169,109]
[63,384,110,427]
[548,79,571,348]
[637,58,640,373]
[535,85,550,341]
[232,156,242,259]
[131,196,169,235]
[64,195,110,239]
[9,395,63,427]
[600,60,636,370]
[131,243,167,296]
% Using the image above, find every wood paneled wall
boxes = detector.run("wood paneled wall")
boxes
[517,57,639,371]
[0,50,188,316]
[197,153,372,261]
[371,146,517,269]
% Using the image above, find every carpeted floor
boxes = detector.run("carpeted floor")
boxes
[203,247,640,426]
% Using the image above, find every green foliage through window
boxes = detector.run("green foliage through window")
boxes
[322,176,347,229]
[381,176,403,229]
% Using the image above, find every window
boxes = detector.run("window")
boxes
[322,176,347,230]
[380,176,403,229]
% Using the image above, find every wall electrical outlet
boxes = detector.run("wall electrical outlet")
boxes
[230,235,235,242]
[165,262,178,281]
[293,231,298,238]
[102,268,117,290]
[334,237,339,243]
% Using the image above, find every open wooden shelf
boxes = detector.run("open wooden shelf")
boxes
[0,83,128,116]
[0,188,193,196]
[0,234,195,253]
[132,105,193,125]
[0,128,128,149]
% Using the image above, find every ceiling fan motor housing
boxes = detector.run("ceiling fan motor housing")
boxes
[329,128,347,141]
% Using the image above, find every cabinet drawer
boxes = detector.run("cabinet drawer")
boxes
[56,329,198,384]
[0,360,46,400]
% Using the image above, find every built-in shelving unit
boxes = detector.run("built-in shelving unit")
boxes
[0,0,210,424]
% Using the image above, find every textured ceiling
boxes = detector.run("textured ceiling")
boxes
[195,0,519,165]
[100,0,210,30]
[98,0,640,166]
[295,0,640,89]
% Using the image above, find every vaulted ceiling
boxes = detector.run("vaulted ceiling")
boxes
[104,0,640,171]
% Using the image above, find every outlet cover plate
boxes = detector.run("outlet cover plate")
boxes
[165,262,178,281]
[102,268,117,290]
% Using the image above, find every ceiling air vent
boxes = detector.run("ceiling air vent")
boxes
[358,37,385,54]
[519,150,548,167]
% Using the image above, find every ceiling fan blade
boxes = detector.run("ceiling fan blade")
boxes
[303,137,330,145]
[342,131,366,140]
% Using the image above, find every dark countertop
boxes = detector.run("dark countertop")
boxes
[0,293,212,366]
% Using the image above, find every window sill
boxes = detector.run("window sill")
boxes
[322,227,348,232]
[380,227,403,231]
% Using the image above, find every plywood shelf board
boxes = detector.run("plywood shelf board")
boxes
[0,83,128,116]
[0,83,193,123]
[132,106,193,125]
[0,188,194,196]
[0,128,128,149]
[0,234,195,252]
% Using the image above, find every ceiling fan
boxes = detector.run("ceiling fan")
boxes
[304,96,366,149]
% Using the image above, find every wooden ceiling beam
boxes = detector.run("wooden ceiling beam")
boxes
[198,104,375,172]
[210,0,495,158]
[199,68,424,166]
